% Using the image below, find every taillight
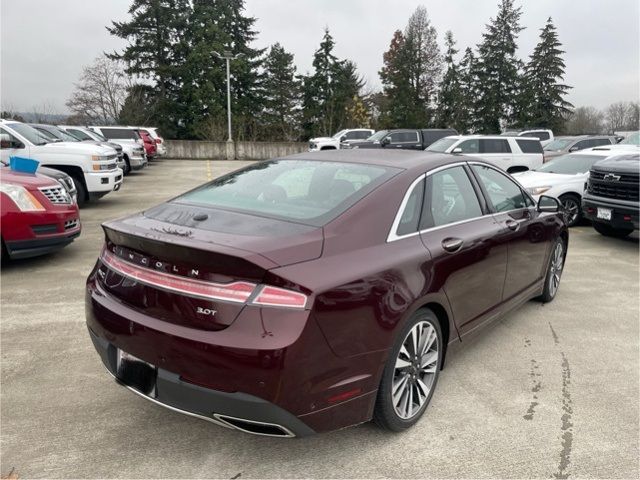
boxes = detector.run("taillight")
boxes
[100,249,256,303]
[251,285,307,309]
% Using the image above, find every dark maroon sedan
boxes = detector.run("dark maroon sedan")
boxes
[86,150,568,437]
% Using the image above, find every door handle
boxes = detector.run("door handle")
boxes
[442,237,464,253]
[505,219,520,231]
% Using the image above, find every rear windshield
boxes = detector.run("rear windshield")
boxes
[176,160,398,226]
[516,139,543,153]
[544,138,575,151]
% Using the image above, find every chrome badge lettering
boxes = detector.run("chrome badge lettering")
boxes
[196,307,217,317]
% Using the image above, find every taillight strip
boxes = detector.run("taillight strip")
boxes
[100,249,256,303]
[252,285,307,309]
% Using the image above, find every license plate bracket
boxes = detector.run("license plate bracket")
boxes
[116,349,157,397]
[597,208,612,221]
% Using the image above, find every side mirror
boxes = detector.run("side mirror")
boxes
[381,136,391,146]
[452,147,463,154]
[340,135,347,142]
[537,195,560,213]
[568,146,579,152]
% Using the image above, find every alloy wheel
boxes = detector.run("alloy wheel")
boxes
[561,197,580,226]
[548,242,564,298]
[392,321,439,420]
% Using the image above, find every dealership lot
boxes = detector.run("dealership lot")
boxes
[1,159,638,479]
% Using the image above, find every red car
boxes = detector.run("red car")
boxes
[137,130,157,159]
[86,151,567,437]
[1,167,81,259]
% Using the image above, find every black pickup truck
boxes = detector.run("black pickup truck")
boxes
[582,153,639,238]
[343,129,457,150]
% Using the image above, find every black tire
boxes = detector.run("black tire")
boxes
[559,193,582,227]
[71,175,88,207]
[537,238,566,303]
[592,221,633,238]
[320,146,336,151]
[123,155,131,175]
[373,309,443,432]
[1,238,8,263]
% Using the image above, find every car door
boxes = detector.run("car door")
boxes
[478,138,513,171]
[469,163,552,300]
[418,164,508,335]
[0,127,30,164]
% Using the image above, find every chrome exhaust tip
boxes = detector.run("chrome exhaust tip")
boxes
[213,414,295,438]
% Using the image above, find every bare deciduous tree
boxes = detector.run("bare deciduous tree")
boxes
[564,106,604,134]
[66,56,133,125]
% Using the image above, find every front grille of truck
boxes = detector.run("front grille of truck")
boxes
[588,170,639,202]
[39,186,71,204]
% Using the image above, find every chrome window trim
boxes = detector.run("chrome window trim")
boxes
[467,161,537,207]
[388,161,473,242]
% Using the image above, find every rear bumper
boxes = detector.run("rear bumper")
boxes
[582,194,639,230]
[85,274,381,436]
[5,229,80,259]
[88,327,315,437]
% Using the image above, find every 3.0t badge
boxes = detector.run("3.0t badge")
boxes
[196,307,217,317]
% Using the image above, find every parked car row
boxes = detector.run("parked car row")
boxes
[0,119,166,260]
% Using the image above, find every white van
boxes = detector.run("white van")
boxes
[426,135,543,173]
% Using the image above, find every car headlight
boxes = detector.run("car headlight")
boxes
[527,186,551,195]
[134,147,144,153]
[91,155,110,161]
[92,163,114,171]
[309,143,317,149]
[0,184,45,211]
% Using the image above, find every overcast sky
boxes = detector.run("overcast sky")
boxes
[1,0,638,114]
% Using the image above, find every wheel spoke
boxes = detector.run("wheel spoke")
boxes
[421,350,438,369]
[392,375,409,403]
[395,357,411,369]
[409,326,419,357]
[416,377,431,399]
[422,328,436,355]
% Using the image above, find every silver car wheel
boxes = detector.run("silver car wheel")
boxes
[561,197,580,226]
[548,242,564,298]
[392,321,439,420]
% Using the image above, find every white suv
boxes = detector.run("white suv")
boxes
[427,135,543,173]
[309,129,374,151]
[0,120,123,206]
[88,126,147,170]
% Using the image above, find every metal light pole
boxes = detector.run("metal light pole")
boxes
[212,51,244,143]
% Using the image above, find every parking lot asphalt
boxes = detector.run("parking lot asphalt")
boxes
[1,159,638,479]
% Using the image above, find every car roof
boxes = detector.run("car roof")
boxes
[445,134,538,141]
[282,149,479,172]
[571,146,639,156]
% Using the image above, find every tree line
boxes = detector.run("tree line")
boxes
[61,0,637,141]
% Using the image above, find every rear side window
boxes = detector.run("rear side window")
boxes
[481,139,512,153]
[100,128,138,140]
[516,139,543,153]
[457,139,479,153]
[396,178,425,236]
[472,165,527,212]
[591,138,611,147]
[421,166,483,228]
[177,160,398,226]
[390,132,419,144]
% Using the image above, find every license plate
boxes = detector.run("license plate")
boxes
[116,349,157,396]
[597,208,612,220]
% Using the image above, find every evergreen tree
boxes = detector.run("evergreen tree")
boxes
[457,48,478,133]
[379,7,442,128]
[345,95,370,128]
[301,29,363,138]
[436,31,461,129]
[261,43,302,141]
[183,0,265,140]
[403,6,442,127]
[107,0,190,137]
[379,30,411,128]
[473,0,524,133]
[518,18,573,131]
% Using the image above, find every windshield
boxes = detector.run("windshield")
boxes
[426,137,458,152]
[176,160,398,226]
[8,123,54,146]
[544,138,575,151]
[43,126,81,142]
[365,130,388,142]
[536,154,603,174]
[620,132,640,145]
[332,130,347,139]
